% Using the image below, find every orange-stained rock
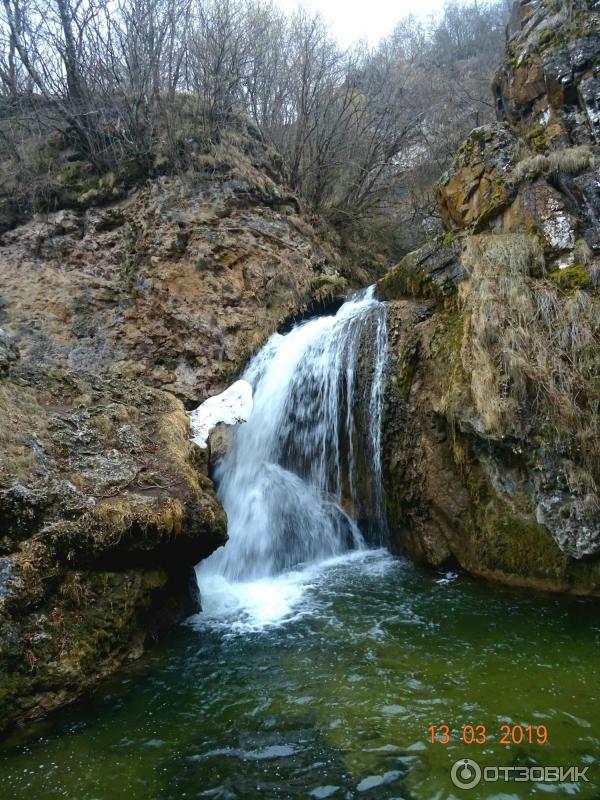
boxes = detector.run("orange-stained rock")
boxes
[436,125,517,230]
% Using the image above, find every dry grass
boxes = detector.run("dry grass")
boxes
[461,233,600,479]
[194,128,279,198]
[574,237,593,266]
[589,263,600,288]
[93,495,186,537]
[512,145,594,184]
[0,380,49,482]
[573,238,600,288]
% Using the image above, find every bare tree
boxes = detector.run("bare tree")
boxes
[0,0,508,249]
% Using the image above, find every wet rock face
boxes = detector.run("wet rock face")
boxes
[0,363,227,733]
[380,0,600,595]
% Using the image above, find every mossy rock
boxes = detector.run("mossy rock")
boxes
[525,123,548,154]
[448,441,600,594]
[548,264,589,291]
[309,274,349,304]
[377,242,464,302]
[0,362,227,734]
[378,258,442,301]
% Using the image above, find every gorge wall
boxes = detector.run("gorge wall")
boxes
[0,123,366,733]
[379,0,600,594]
[1,0,600,736]
[0,119,363,404]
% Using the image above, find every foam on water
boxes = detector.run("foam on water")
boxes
[192,549,396,633]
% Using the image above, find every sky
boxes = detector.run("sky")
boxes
[274,0,448,47]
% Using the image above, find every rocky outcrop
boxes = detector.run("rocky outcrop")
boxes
[0,123,370,730]
[0,335,226,733]
[0,124,365,406]
[493,0,600,147]
[379,0,600,594]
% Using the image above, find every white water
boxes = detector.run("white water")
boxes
[196,287,387,629]
[194,549,395,634]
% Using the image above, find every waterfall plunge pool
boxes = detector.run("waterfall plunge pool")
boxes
[2,291,599,798]
[1,549,599,799]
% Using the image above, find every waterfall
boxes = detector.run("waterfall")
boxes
[199,287,387,585]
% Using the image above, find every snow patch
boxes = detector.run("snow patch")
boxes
[189,380,253,448]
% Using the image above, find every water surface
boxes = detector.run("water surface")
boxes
[1,549,599,799]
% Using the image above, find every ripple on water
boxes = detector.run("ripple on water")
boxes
[1,551,600,800]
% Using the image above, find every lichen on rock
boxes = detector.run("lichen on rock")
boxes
[379,0,600,596]
[0,363,227,734]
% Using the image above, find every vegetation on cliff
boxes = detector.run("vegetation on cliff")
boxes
[0,0,508,253]
[379,0,600,594]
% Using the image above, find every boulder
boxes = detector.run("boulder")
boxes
[436,125,517,230]
[0,363,227,734]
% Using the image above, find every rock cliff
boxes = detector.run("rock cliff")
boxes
[379,0,600,594]
[0,331,227,733]
[0,120,362,405]
[0,121,365,732]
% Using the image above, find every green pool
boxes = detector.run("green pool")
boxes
[1,550,598,799]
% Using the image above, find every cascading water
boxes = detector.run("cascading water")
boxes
[196,287,387,624]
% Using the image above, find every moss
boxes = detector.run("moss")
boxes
[525,124,548,154]
[538,27,561,51]
[430,309,464,361]
[428,309,467,415]
[442,230,454,246]
[431,444,600,592]
[475,501,566,579]
[397,344,419,399]
[548,264,589,291]
[377,256,443,302]
[453,127,487,166]
[142,569,168,590]
[309,274,349,304]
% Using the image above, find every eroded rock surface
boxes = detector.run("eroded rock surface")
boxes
[379,0,600,594]
[0,344,226,733]
[0,127,363,405]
